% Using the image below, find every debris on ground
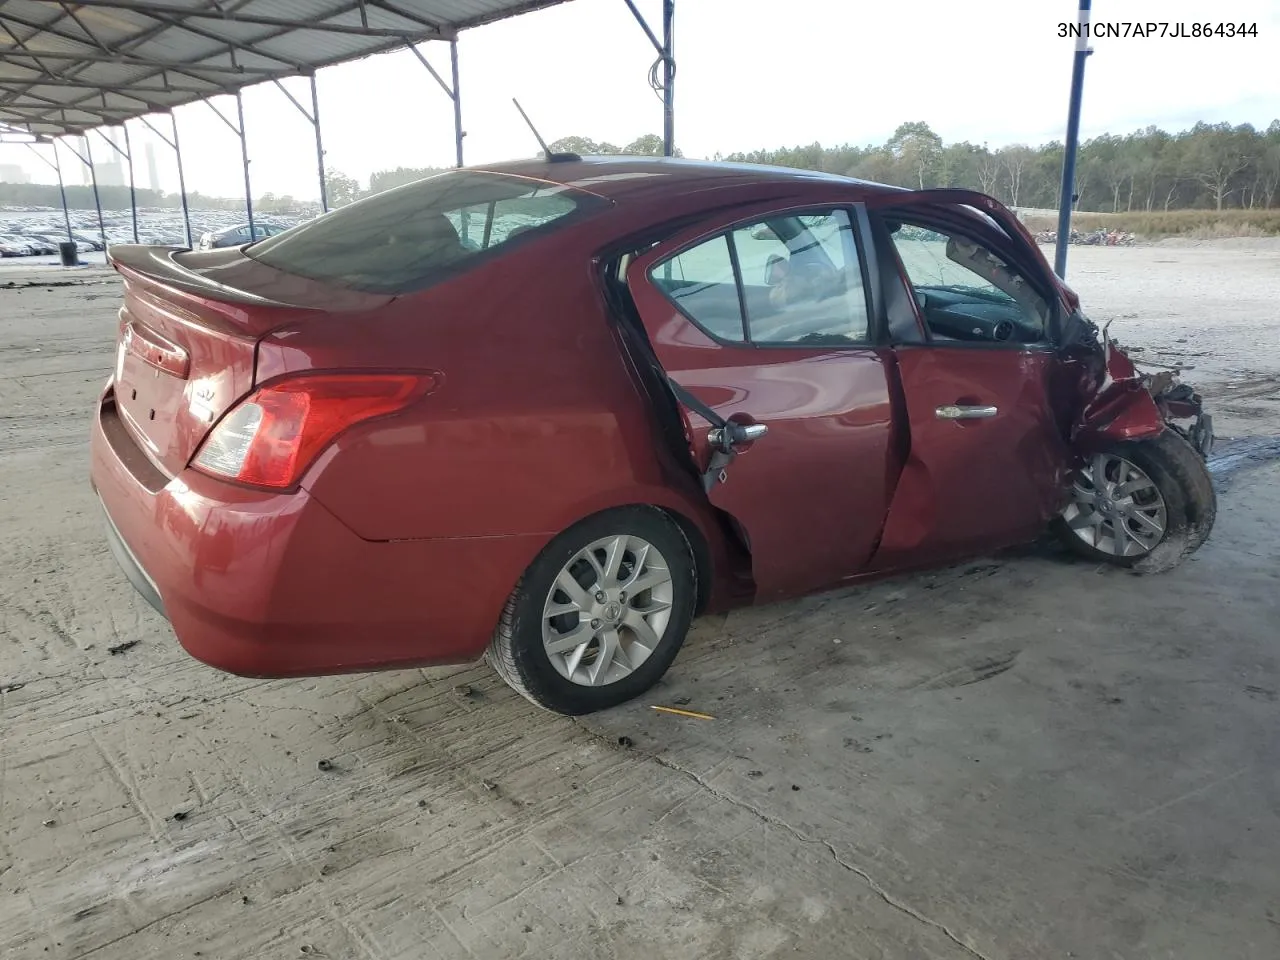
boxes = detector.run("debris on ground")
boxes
[480,780,497,791]
[651,705,715,720]
[0,682,25,694]
[617,736,634,748]
[107,639,140,656]
[42,819,56,827]
[454,683,474,697]
[171,811,189,822]
[0,278,113,290]
[316,759,335,772]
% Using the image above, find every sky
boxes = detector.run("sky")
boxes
[7,0,1280,201]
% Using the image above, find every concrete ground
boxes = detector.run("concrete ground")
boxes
[2,241,1279,960]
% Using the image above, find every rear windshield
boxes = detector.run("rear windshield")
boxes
[244,170,605,294]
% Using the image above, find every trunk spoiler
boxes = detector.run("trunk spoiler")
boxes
[108,244,296,308]
[107,244,394,314]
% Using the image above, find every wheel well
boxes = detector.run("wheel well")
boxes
[657,504,755,614]
[656,506,714,615]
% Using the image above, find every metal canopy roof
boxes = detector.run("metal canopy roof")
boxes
[0,0,572,138]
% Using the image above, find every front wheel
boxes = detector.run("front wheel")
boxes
[486,506,697,715]
[1053,430,1216,573]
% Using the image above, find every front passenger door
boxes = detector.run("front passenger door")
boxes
[866,203,1074,569]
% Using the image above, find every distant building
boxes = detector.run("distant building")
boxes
[145,142,159,192]
[96,160,125,188]
[0,162,30,183]
[72,136,92,185]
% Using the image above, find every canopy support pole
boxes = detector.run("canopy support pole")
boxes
[236,92,255,241]
[662,0,675,157]
[25,142,73,244]
[204,94,255,240]
[92,126,138,243]
[408,41,464,167]
[140,112,193,247]
[622,0,677,156]
[273,75,329,213]
[311,75,328,211]
[1055,0,1093,279]
[61,136,106,250]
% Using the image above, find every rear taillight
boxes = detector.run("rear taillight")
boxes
[192,373,434,489]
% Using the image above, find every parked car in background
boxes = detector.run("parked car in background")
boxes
[72,232,105,251]
[197,222,289,250]
[39,235,97,254]
[0,235,36,256]
[90,158,1216,716]
[18,235,58,255]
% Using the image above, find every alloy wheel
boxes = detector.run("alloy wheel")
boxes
[541,535,674,687]
[1061,453,1168,557]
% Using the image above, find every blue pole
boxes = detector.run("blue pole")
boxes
[1054,0,1092,279]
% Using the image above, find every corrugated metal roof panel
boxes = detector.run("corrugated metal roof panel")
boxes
[1,0,575,136]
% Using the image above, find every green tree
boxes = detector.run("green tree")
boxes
[368,166,447,194]
[887,121,943,189]
[1258,121,1280,208]
[1186,122,1252,210]
[325,168,361,207]
[623,134,663,156]
[547,136,621,155]
[998,145,1035,207]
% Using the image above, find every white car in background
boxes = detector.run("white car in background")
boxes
[0,235,36,256]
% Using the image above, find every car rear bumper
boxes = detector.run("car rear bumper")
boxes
[98,491,165,617]
[90,385,542,678]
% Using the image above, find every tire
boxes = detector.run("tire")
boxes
[1052,429,1216,574]
[486,505,698,715]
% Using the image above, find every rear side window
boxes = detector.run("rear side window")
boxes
[650,209,871,346]
[654,236,747,343]
[244,171,604,294]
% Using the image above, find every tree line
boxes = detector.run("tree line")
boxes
[718,120,1280,212]
[341,122,1280,214]
[6,121,1276,215]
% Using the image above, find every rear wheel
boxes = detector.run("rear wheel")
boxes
[486,506,697,715]
[1053,430,1216,573]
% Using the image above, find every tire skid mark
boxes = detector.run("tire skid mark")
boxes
[88,730,167,844]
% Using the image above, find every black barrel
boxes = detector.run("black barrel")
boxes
[58,241,79,267]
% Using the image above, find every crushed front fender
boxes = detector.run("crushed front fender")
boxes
[1071,325,1213,458]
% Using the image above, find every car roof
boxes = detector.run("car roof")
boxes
[472,155,906,204]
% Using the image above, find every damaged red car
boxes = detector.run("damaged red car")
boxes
[89,157,1216,715]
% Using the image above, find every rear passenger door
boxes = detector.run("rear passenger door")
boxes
[626,205,896,602]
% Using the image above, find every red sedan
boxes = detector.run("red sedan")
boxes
[90,157,1216,715]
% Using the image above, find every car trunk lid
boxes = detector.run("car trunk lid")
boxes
[107,244,393,477]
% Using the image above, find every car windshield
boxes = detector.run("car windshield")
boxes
[244,170,606,295]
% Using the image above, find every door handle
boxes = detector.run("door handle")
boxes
[707,422,769,447]
[936,405,998,420]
